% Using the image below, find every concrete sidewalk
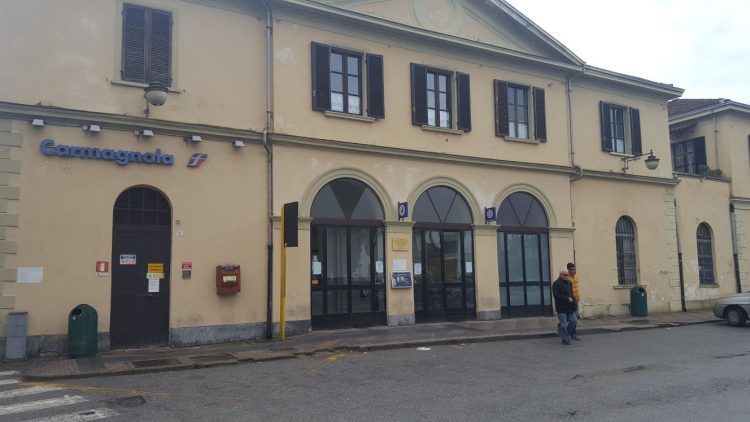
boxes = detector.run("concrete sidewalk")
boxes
[4,310,720,381]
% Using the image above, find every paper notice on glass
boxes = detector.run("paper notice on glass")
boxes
[392,259,407,271]
[312,261,322,276]
[414,263,422,275]
[18,267,44,283]
[466,262,473,273]
[375,261,384,274]
[148,278,160,293]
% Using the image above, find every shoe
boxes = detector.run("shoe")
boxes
[572,336,582,341]
[562,340,571,345]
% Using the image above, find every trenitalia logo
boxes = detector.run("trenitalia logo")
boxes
[39,139,174,166]
[187,153,208,167]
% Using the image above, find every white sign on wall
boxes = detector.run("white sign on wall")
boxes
[17,267,44,283]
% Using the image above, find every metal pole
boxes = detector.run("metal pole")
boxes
[280,205,287,341]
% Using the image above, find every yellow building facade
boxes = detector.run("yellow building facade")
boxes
[669,99,750,304]
[0,0,734,357]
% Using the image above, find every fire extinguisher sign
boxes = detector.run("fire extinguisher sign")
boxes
[96,260,110,277]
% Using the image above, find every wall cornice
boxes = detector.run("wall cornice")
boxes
[272,133,577,176]
[730,197,750,210]
[0,101,262,143]
[578,169,680,187]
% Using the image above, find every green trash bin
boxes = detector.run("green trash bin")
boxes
[630,286,648,317]
[68,304,98,358]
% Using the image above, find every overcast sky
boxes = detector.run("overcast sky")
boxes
[512,0,750,103]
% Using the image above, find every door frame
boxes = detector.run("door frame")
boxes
[497,227,553,318]
[110,186,172,349]
[310,221,386,329]
[413,223,476,323]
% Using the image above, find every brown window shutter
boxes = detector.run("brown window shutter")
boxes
[121,4,147,83]
[629,108,642,155]
[311,42,331,111]
[411,64,427,126]
[494,80,509,136]
[148,9,172,87]
[456,72,471,132]
[695,137,707,168]
[533,87,546,141]
[366,53,385,119]
[600,101,613,152]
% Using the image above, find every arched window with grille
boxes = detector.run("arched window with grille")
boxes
[615,217,637,285]
[696,223,715,285]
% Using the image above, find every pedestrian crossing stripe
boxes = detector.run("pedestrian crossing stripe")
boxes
[0,395,87,416]
[0,370,20,378]
[0,379,20,386]
[0,386,64,399]
[21,407,118,422]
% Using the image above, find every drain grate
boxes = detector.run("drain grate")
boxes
[190,353,236,364]
[131,358,182,368]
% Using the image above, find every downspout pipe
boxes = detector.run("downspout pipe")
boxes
[566,66,585,263]
[261,0,275,339]
[674,199,687,311]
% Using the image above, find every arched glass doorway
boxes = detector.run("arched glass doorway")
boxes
[412,186,475,322]
[310,178,386,329]
[110,186,171,348]
[497,192,552,318]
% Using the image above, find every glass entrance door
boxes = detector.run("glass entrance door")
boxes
[498,232,552,318]
[413,229,475,322]
[311,225,385,329]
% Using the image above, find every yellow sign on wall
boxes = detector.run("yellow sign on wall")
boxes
[147,263,164,273]
[392,238,409,251]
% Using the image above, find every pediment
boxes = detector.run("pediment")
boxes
[318,0,582,65]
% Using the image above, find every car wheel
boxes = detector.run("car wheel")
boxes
[725,307,748,327]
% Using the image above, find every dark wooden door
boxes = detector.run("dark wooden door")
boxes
[110,187,171,348]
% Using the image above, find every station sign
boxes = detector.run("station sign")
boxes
[39,139,174,166]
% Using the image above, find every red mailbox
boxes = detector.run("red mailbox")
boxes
[216,265,241,295]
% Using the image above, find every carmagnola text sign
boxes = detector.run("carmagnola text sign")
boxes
[39,139,174,166]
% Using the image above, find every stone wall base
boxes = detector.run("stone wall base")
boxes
[387,314,415,326]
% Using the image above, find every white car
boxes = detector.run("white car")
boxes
[713,292,750,327]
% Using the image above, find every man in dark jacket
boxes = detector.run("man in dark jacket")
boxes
[553,269,578,345]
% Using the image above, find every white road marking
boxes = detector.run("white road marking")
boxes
[0,386,65,400]
[0,395,87,416]
[21,407,118,422]
[0,370,20,377]
[0,379,21,386]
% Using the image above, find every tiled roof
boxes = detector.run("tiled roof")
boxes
[667,98,728,118]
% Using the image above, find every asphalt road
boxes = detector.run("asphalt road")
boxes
[3,322,749,421]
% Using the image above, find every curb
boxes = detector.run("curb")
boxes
[22,318,721,381]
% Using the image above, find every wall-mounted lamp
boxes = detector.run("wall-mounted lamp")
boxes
[82,124,101,134]
[232,140,246,148]
[144,82,168,117]
[622,149,659,173]
[185,135,203,143]
[31,118,45,128]
[135,129,154,139]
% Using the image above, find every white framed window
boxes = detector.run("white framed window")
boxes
[600,102,642,155]
[410,64,471,132]
[494,81,546,141]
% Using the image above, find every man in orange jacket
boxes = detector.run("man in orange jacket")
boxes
[567,262,581,340]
